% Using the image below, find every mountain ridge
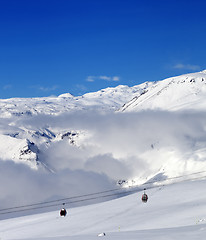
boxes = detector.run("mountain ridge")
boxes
[1,70,206,117]
[121,70,206,112]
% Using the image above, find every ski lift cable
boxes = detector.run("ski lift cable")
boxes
[0,175,206,215]
[1,173,206,216]
[0,170,206,215]
[0,191,134,215]
[0,187,125,213]
[0,171,206,214]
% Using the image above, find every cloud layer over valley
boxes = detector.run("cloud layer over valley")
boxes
[0,108,206,215]
[1,71,206,216]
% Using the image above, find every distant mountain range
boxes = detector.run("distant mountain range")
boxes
[0,84,143,118]
[1,70,206,118]
[0,70,206,183]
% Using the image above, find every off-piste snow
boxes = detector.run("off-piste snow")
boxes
[0,70,206,239]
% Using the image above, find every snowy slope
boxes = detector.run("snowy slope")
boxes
[0,70,206,219]
[1,70,206,117]
[0,135,39,169]
[0,178,206,239]
[121,70,206,112]
[0,85,142,118]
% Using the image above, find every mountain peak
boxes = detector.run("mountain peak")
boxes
[58,92,73,98]
[121,70,206,112]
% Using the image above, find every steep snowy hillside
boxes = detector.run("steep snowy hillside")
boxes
[121,70,206,112]
[0,135,39,169]
[1,178,206,240]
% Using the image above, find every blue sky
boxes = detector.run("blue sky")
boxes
[0,0,206,98]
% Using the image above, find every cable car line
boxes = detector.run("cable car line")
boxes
[0,190,134,215]
[0,187,124,213]
[1,171,206,214]
[0,170,206,215]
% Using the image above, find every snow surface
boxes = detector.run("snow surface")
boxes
[121,70,206,112]
[0,84,142,118]
[1,70,206,239]
[0,179,206,239]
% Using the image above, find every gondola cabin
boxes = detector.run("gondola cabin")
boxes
[60,208,67,217]
[142,193,148,203]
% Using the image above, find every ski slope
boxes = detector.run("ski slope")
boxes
[0,178,206,240]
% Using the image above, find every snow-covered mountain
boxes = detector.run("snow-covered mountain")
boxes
[0,85,142,168]
[0,135,39,169]
[1,70,206,118]
[0,85,142,118]
[0,70,205,171]
[121,70,206,112]
[1,70,206,213]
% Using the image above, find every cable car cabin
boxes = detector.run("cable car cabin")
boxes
[142,193,148,203]
[60,208,67,217]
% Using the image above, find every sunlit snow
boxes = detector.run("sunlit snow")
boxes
[0,70,206,239]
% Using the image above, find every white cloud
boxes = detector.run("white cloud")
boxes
[86,76,95,82]
[2,109,206,212]
[99,76,111,81]
[173,63,201,71]
[86,75,120,82]
[21,110,206,177]
[0,160,113,214]
[112,76,120,81]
